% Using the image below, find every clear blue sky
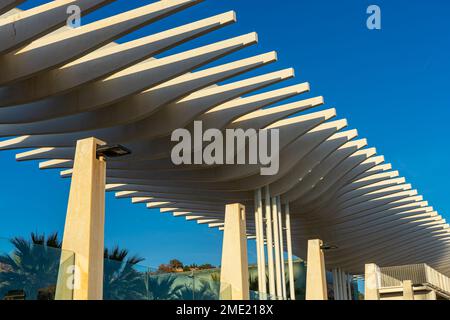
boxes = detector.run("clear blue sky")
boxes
[1,0,449,269]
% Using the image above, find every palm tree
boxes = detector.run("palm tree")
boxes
[172,284,194,300]
[193,278,220,300]
[0,233,61,300]
[0,233,147,300]
[249,273,259,292]
[103,246,147,300]
[168,272,220,300]
[147,273,187,300]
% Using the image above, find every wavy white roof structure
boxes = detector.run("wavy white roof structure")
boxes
[1,0,449,275]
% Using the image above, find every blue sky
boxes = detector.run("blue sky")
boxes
[1,0,449,268]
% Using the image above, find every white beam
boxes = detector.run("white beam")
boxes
[254,189,263,293]
[285,202,296,300]
[272,196,283,298]
[265,186,276,297]
[277,196,287,299]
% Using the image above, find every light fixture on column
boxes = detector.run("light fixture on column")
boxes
[96,144,131,158]
[320,243,338,251]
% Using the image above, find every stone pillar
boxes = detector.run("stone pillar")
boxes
[403,280,414,300]
[347,274,353,301]
[332,268,340,300]
[56,137,106,300]
[254,188,266,295]
[257,191,266,296]
[220,203,250,300]
[341,270,348,300]
[305,239,328,300]
[364,263,381,300]
[338,268,347,300]
[264,187,276,297]
[254,190,263,292]
[285,202,296,300]
[276,197,287,300]
[272,197,283,298]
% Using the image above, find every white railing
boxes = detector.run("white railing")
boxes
[379,263,450,296]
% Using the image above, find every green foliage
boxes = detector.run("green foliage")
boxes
[158,259,215,273]
[0,234,225,301]
[193,278,220,300]
[103,246,147,300]
[147,274,187,300]
[0,232,61,300]
[0,233,148,300]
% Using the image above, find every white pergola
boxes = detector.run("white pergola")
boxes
[1,0,449,300]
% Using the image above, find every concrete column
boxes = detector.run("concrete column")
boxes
[305,239,328,300]
[347,274,352,301]
[254,190,263,292]
[257,189,266,295]
[264,187,276,297]
[285,202,296,300]
[277,197,287,300]
[339,269,347,300]
[402,280,414,300]
[220,203,250,300]
[272,197,283,298]
[364,263,381,300]
[332,268,340,300]
[343,271,349,300]
[336,268,343,300]
[56,137,106,300]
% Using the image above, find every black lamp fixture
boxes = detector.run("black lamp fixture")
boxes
[96,144,131,158]
[320,243,338,251]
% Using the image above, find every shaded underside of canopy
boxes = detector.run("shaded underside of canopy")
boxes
[0,0,448,275]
